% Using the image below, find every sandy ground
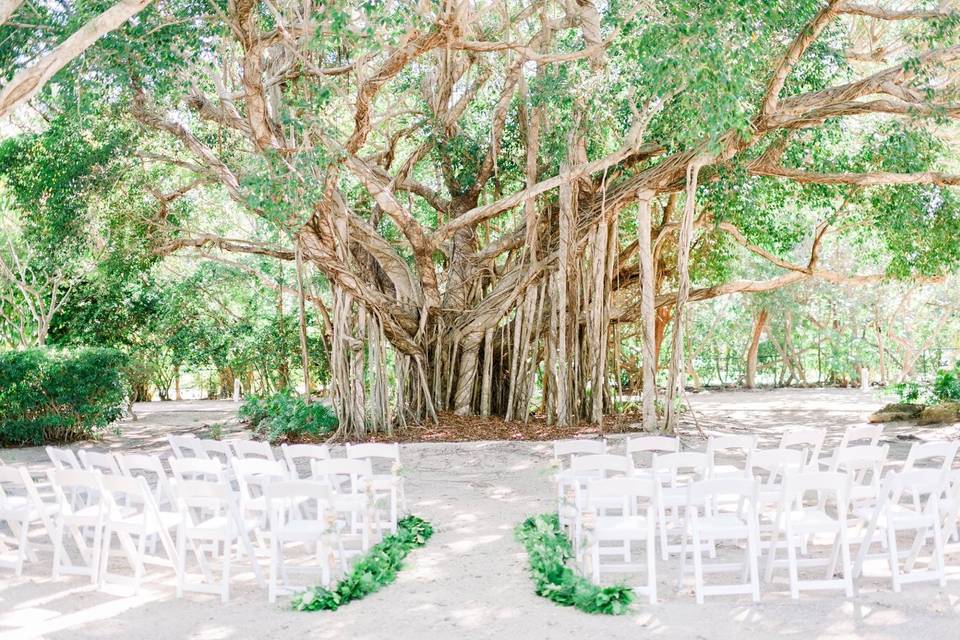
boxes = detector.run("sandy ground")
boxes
[2,388,960,640]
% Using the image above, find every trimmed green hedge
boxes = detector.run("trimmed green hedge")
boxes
[292,515,434,611]
[516,513,634,615]
[0,348,129,446]
[239,391,338,444]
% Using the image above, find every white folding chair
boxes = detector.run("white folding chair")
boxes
[565,454,633,557]
[265,480,341,603]
[779,428,825,469]
[581,476,658,604]
[0,465,56,575]
[47,468,107,582]
[231,440,277,462]
[232,458,288,551]
[706,434,757,478]
[168,434,207,460]
[652,452,709,560]
[820,424,883,469]
[311,459,376,553]
[347,443,403,533]
[281,443,331,480]
[553,440,608,531]
[98,473,181,592]
[852,469,949,592]
[170,458,228,484]
[174,480,253,602]
[677,477,761,604]
[764,471,854,598]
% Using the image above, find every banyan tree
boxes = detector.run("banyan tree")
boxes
[5,0,960,437]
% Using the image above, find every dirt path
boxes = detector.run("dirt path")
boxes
[1,388,958,640]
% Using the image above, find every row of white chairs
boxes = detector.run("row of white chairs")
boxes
[0,439,407,604]
[553,426,960,604]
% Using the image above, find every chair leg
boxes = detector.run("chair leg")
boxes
[786,530,800,600]
[886,525,901,593]
[175,528,185,598]
[221,536,232,603]
[748,526,761,602]
[692,527,704,605]
[932,520,947,588]
[839,525,854,598]
[52,520,63,579]
[591,541,601,584]
[658,504,669,561]
[647,522,658,605]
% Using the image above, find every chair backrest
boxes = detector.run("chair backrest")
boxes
[783,471,849,512]
[231,440,276,461]
[174,480,233,526]
[47,468,105,513]
[0,465,44,513]
[832,443,889,477]
[282,443,331,480]
[625,436,679,468]
[46,446,82,470]
[651,452,708,487]
[311,458,373,494]
[78,450,121,475]
[569,454,632,477]
[117,453,174,507]
[98,473,156,520]
[346,442,399,461]
[779,428,826,467]
[748,448,805,486]
[553,439,606,467]
[706,434,757,458]
[880,469,948,517]
[902,441,959,474]
[231,458,288,502]
[838,423,883,449]
[169,457,226,483]
[168,434,206,460]
[197,439,233,465]
[266,480,333,529]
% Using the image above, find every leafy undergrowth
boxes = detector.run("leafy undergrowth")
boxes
[515,513,634,615]
[292,515,434,611]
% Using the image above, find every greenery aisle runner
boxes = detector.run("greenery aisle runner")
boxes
[516,514,634,615]
[292,515,434,611]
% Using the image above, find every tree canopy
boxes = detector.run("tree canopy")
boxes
[2,0,960,437]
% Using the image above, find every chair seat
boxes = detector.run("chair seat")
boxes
[113,510,182,533]
[853,505,935,529]
[784,509,839,532]
[0,497,57,521]
[709,464,747,478]
[687,514,749,534]
[594,516,651,539]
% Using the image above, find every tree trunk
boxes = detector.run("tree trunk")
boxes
[746,308,769,388]
[636,194,658,431]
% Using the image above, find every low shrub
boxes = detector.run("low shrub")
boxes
[291,515,433,611]
[0,347,129,446]
[515,513,634,615]
[238,391,338,444]
[892,361,960,405]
